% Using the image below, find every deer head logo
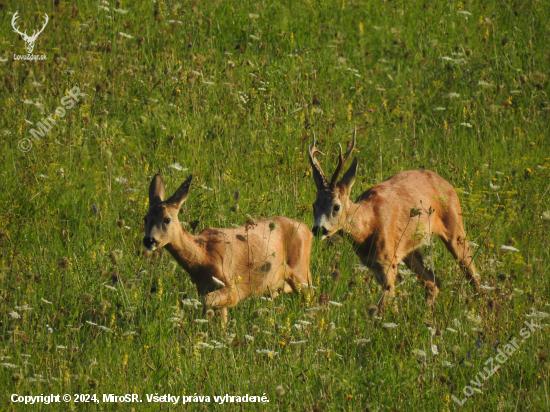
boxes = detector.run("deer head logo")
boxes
[11,11,49,54]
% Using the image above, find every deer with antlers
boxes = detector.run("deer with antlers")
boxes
[143,174,313,323]
[11,11,49,54]
[308,128,480,312]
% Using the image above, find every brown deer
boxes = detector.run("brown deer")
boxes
[308,128,480,311]
[143,174,313,323]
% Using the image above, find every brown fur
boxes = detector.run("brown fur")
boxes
[308,131,480,311]
[143,174,313,323]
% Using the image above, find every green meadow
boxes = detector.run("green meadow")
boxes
[1,0,549,410]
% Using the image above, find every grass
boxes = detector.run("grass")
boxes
[1,0,550,410]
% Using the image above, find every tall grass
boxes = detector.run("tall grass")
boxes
[1,0,549,410]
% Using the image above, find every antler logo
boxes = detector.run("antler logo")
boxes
[11,11,49,54]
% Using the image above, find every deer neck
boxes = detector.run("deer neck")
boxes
[341,198,372,246]
[164,228,205,273]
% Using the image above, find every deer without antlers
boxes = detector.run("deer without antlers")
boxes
[143,174,313,323]
[308,128,480,312]
[11,11,49,54]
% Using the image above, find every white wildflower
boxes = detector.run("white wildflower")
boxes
[446,327,458,334]
[249,13,259,19]
[15,304,33,311]
[442,361,453,367]
[244,334,254,342]
[113,8,128,13]
[500,245,519,252]
[478,80,493,87]
[446,92,460,98]
[8,311,21,319]
[115,177,128,183]
[480,285,495,290]
[328,301,343,307]
[525,311,550,319]
[41,298,52,305]
[182,298,202,309]
[457,10,472,15]
[98,325,114,333]
[122,331,137,336]
[382,323,399,329]
[197,342,215,349]
[119,32,134,39]
[460,122,473,128]
[306,307,322,312]
[104,284,117,291]
[293,324,302,330]
[441,56,454,62]
[300,282,317,289]
[296,320,311,325]
[471,327,483,332]
[212,277,225,287]
[489,183,500,190]
[225,333,236,344]
[542,211,550,221]
[355,338,371,344]
[412,349,427,357]
[467,314,482,326]
[1,363,18,369]
[255,349,278,356]
[56,346,67,350]
[290,340,308,345]
[431,344,439,355]
[98,5,109,12]
[433,107,446,111]
[194,319,209,324]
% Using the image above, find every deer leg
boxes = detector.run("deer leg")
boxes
[269,283,294,298]
[403,250,440,306]
[204,288,234,324]
[441,236,481,289]
[218,307,228,324]
[374,262,398,314]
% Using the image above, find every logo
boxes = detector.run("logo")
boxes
[11,10,48,56]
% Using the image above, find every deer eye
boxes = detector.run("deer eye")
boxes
[164,218,171,224]
[333,204,341,212]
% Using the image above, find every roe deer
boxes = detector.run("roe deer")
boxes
[143,174,313,323]
[307,128,480,311]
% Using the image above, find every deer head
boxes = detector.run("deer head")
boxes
[12,11,49,54]
[308,127,358,239]
[143,174,192,251]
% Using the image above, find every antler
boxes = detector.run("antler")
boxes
[329,126,357,189]
[308,131,329,190]
[11,11,28,38]
[28,13,49,40]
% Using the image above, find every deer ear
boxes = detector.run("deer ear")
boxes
[149,174,165,205]
[166,175,193,208]
[338,158,358,194]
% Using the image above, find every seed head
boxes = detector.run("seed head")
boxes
[276,385,285,397]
